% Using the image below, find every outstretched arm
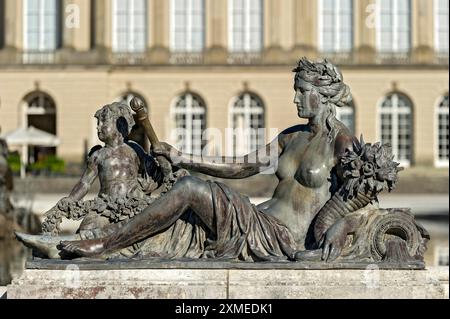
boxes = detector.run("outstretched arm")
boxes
[66,149,99,201]
[154,134,286,179]
[40,148,99,234]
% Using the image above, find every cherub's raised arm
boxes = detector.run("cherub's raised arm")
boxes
[67,149,99,201]
[154,134,286,179]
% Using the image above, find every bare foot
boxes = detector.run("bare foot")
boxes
[59,239,106,258]
[15,232,80,259]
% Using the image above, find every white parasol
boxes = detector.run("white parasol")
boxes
[1,126,60,178]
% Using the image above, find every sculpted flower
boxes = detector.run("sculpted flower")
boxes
[117,197,125,206]
[376,169,389,181]
[93,198,107,212]
[339,136,402,198]
[362,162,375,177]
[350,158,363,177]
[362,143,378,162]
[57,197,73,211]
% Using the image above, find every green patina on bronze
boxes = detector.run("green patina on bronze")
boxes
[15,58,429,268]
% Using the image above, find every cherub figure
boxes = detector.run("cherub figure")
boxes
[16,102,164,258]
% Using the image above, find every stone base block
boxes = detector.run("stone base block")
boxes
[7,269,227,299]
[0,287,7,299]
[6,266,448,299]
[228,267,448,299]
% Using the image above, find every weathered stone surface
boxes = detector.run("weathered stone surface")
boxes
[228,267,449,299]
[7,269,228,299]
[7,266,448,299]
[0,287,7,299]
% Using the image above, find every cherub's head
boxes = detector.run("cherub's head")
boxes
[94,102,135,143]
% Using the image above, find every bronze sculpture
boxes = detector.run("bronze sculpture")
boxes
[16,58,429,266]
[16,102,176,258]
[1,129,40,284]
[0,130,14,217]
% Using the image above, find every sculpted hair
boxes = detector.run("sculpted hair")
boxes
[95,102,136,139]
[293,57,353,140]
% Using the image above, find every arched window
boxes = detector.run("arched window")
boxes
[378,93,413,166]
[23,92,57,163]
[171,93,206,155]
[170,0,205,52]
[436,94,449,167]
[319,0,353,53]
[376,0,411,53]
[112,0,147,53]
[115,92,149,150]
[228,0,263,53]
[336,100,355,134]
[229,93,265,156]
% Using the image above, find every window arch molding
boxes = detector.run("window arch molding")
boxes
[376,91,414,167]
[227,90,266,156]
[20,90,58,164]
[170,90,208,155]
[21,90,58,124]
[115,91,149,112]
[110,91,150,149]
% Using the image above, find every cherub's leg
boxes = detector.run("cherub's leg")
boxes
[61,176,215,257]
[15,232,81,259]
[15,215,125,259]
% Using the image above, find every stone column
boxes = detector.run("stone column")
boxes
[149,0,169,64]
[263,0,287,63]
[204,0,228,64]
[59,0,92,63]
[1,0,23,63]
[354,0,376,64]
[61,0,73,50]
[291,0,318,60]
[64,0,91,51]
[411,0,434,63]
[92,0,112,63]
[280,0,294,54]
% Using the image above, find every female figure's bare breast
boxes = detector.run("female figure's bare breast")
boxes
[258,127,337,248]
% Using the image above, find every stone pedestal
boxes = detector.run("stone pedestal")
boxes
[0,286,7,298]
[6,260,448,299]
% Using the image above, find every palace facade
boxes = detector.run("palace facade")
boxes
[0,0,448,167]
